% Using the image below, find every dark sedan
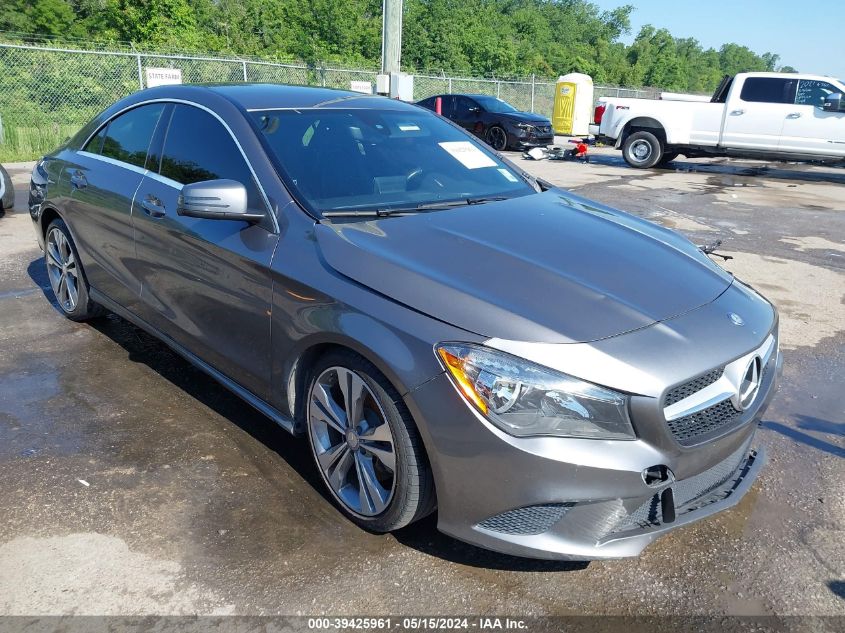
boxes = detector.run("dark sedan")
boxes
[416,94,554,151]
[29,84,780,560]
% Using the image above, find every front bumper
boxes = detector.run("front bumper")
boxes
[509,127,554,149]
[404,322,781,560]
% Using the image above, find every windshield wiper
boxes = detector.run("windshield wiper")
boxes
[322,196,512,218]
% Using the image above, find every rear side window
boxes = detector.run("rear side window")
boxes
[158,105,266,212]
[795,79,840,106]
[96,104,165,168]
[739,78,797,104]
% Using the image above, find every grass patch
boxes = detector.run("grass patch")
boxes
[1,124,81,162]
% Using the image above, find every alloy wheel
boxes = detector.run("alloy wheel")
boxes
[46,227,79,313]
[487,127,508,151]
[308,366,397,517]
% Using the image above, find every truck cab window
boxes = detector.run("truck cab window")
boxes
[740,77,797,104]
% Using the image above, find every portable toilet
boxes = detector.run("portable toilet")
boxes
[552,73,594,136]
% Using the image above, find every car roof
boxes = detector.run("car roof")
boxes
[127,83,421,112]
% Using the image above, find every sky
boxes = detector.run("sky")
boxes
[590,0,844,80]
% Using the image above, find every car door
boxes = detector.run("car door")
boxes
[66,103,167,309]
[452,97,483,137]
[720,76,797,150]
[131,104,279,400]
[779,79,845,157]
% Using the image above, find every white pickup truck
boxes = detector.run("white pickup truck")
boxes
[589,72,845,168]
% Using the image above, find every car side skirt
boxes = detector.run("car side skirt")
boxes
[90,288,297,435]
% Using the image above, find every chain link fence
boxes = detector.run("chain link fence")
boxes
[0,41,659,162]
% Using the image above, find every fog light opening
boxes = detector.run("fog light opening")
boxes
[642,465,674,487]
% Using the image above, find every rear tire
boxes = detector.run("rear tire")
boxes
[306,349,435,532]
[622,130,664,168]
[45,219,104,321]
[658,152,680,166]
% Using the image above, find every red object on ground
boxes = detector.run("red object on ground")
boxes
[435,96,442,115]
[575,142,588,156]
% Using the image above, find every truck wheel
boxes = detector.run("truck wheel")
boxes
[622,131,664,168]
[659,152,680,166]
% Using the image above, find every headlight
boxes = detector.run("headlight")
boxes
[436,343,635,440]
[514,122,534,131]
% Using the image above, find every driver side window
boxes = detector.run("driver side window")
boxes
[157,105,267,214]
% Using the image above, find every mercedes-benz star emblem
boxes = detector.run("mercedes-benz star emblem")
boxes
[728,312,745,326]
[738,356,762,410]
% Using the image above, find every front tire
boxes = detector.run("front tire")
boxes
[622,130,664,168]
[658,151,680,166]
[45,219,103,321]
[306,350,435,532]
[485,125,509,152]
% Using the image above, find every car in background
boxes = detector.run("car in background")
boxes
[417,93,554,151]
[0,164,13,215]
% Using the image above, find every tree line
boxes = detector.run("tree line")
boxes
[1,0,794,93]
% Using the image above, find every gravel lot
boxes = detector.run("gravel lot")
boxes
[0,147,843,621]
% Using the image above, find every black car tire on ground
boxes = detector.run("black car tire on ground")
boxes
[622,130,664,169]
[306,349,436,532]
[485,126,509,152]
[45,219,105,321]
[0,164,13,215]
[658,152,680,166]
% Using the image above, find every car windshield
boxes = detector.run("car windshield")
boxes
[251,107,534,215]
[473,96,518,113]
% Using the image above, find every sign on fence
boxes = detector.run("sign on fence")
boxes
[350,80,373,94]
[145,67,182,88]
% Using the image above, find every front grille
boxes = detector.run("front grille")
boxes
[667,398,742,446]
[477,503,574,535]
[665,368,723,407]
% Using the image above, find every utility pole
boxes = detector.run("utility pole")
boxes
[380,0,402,75]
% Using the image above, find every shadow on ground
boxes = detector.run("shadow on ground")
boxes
[760,416,845,459]
[566,152,845,185]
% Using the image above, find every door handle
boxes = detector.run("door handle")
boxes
[786,112,802,119]
[730,109,745,116]
[140,194,166,218]
[70,170,87,189]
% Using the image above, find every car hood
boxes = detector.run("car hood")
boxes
[315,190,733,343]
[499,111,552,126]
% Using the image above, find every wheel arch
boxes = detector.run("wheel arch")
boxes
[39,205,63,239]
[619,117,667,148]
[283,332,437,436]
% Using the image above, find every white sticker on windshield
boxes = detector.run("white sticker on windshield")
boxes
[498,168,518,182]
[438,141,497,169]
[398,124,420,131]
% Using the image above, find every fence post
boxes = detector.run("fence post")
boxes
[320,62,326,87]
[242,60,248,82]
[448,77,452,94]
[136,54,144,90]
[496,81,500,98]
[531,74,535,113]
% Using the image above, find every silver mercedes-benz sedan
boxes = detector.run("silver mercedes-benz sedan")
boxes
[29,84,781,560]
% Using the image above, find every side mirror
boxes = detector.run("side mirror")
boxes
[822,93,845,112]
[177,179,264,222]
